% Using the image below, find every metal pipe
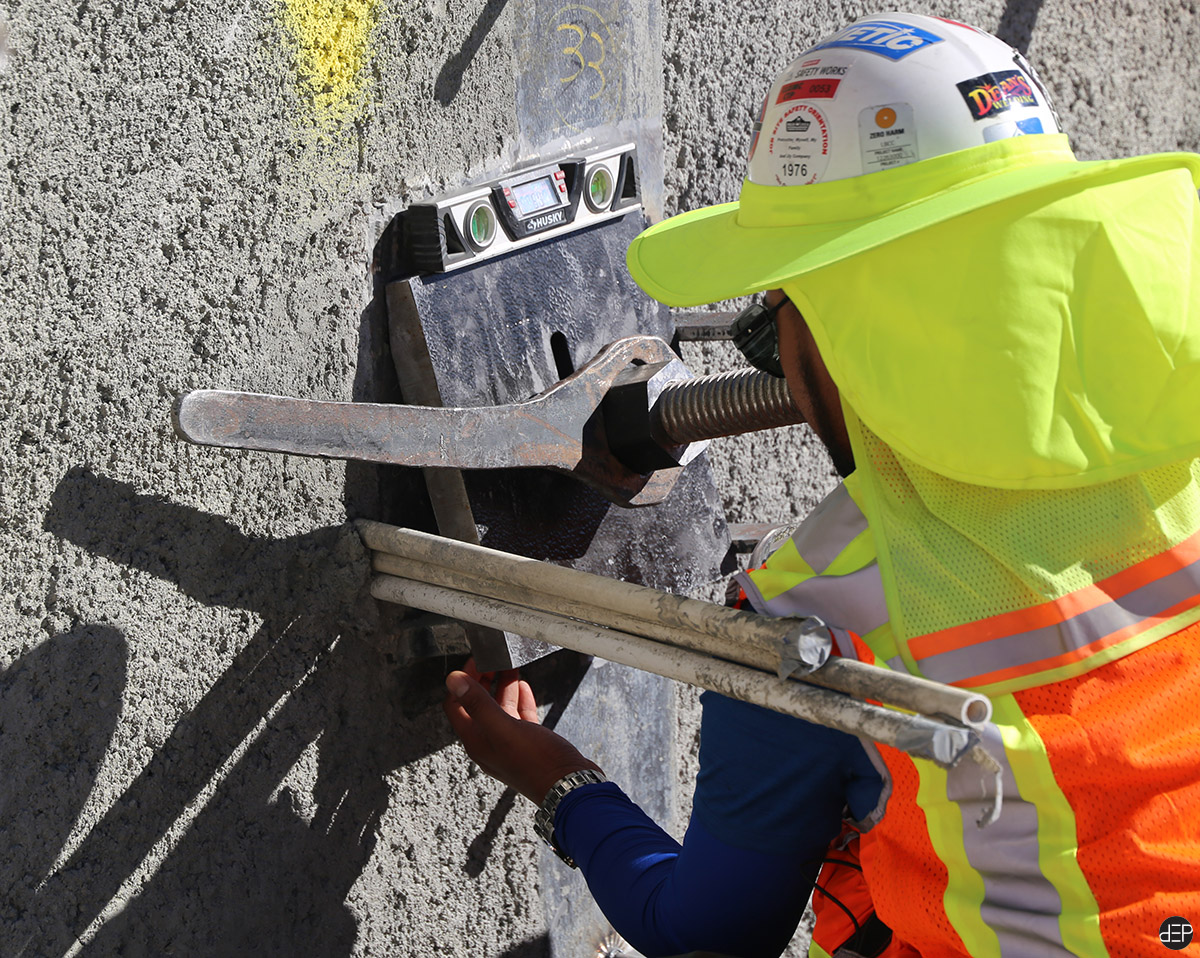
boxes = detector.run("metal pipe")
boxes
[361,520,804,655]
[651,367,804,444]
[371,548,816,672]
[813,658,991,726]
[370,549,990,728]
[370,573,979,772]
[358,521,992,727]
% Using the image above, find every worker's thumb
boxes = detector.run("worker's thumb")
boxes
[446,671,472,699]
[445,671,503,722]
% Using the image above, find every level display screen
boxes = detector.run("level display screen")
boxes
[510,176,561,215]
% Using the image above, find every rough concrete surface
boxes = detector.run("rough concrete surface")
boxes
[1,1,1198,956]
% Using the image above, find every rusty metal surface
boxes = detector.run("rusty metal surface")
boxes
[176,355,799,491]
[175,336,703,508]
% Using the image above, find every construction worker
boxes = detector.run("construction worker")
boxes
[445,12,1200,957]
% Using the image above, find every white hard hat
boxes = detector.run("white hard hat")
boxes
[747,13,1062,186]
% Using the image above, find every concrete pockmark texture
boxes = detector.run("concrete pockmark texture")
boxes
[3,1,1199,956]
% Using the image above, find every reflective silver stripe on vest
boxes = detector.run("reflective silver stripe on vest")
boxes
[946,723,1074,957]
[792,482,869,574]
[746,484,1082,952]
[740,484,889,638]
[915,555,1200,686]
[745,563,890,638]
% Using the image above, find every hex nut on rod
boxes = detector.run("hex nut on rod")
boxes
[601,358,707,474]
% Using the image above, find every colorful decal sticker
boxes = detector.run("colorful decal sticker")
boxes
[777,77,842,102]
[858,102,919,172]
[810,19,943,61]
[982,116,1045,142]
[766,103,830,185]
[956,69,1039,120]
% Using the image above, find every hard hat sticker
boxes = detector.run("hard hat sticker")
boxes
[809,19,943,61]
[858,103,919,173]
[777,77,842,103]
[956,70,1039,120]
[775,58,850,103]
[779,57,823,82]
[767,103,830,185]
[983,116,1045,142]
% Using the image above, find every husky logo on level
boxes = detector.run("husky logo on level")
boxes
[810,19,943,60]
[786,116,811,132]
[524,209,566,233]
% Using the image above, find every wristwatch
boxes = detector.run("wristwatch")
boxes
[533,768,606,868]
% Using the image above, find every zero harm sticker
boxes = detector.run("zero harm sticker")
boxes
[858,103,918,173]
[956,69,1038,120]
[766,103,830,184]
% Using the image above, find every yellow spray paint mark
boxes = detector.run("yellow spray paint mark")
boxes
[277,0,378,126]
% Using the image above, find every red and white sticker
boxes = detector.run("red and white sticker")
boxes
[766,103,830,185]
[775,58,849,103]
[777,77,842,103]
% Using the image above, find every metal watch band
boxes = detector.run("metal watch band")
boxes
[533,768,606,868]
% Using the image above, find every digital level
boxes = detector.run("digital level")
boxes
[388,143,641,278]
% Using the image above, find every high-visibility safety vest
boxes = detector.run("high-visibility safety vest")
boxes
[728,138,1200,957]
[739,471,1200,958]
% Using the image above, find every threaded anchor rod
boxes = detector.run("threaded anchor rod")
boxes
[651,368,804,445]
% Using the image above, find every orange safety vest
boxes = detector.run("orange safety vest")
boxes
[738,477,1200,958]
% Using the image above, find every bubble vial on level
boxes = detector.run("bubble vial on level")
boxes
[466,201,497,250]
[586,166,614,211]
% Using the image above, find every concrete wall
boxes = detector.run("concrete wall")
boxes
[2,1,1197,956]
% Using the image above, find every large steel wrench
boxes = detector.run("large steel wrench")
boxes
[177,336,701,507]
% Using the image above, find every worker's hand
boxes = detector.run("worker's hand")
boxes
[443,660,602,805]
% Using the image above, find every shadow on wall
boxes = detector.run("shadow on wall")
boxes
[9,468,442,957]
[0,625,128,946]
[995,0,1046,54]
[434,0,513,106]
[498,933,551,958]
[12,468,588,956]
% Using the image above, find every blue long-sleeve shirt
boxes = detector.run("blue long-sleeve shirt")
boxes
[554,691,883,958]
